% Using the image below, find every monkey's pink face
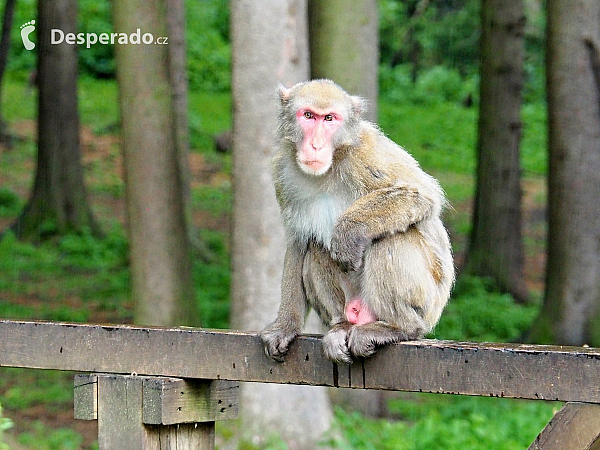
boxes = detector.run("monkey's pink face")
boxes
[295,107,343,176]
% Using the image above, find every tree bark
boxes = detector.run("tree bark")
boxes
[308,0,379,121]
[528,0,600,345]
[112,0,197,327]
[230,0,333,447]
[463,0,528,303]
[308,0,386,417]
[12,0,98,240]
[0,0,16,143]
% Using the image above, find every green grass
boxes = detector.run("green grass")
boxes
[326,397,559,450]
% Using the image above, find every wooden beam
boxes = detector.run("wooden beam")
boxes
[74,374,98,420]
[2,320,600,403]
[74,374,239,424]
[528,402,600,450]
[142,377,238,425]
[92,374,216,450]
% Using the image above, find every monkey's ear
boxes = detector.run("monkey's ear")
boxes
[277,84,292,105]
[351,96,367,117]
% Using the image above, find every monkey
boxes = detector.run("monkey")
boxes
[261,79,454,364]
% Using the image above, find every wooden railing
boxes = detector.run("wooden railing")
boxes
[1,319,599,449]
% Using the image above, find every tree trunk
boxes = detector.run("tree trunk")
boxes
[308,0,379,121]
[528,0,600,345]
[230,0,333,448]
[308,0,386,417]
[12,0,98,240]
[0,0,16,143]
[463,0,528,303]
[112,0,197,327]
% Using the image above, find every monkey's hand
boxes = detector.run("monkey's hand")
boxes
[261,321,299,362]
[330,220,369,272]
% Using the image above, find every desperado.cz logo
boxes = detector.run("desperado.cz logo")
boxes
[52,29,168,48]
[20,20,168,51]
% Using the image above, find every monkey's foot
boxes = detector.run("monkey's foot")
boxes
[261,324,298,362]
[347,322,414,359]
[322,323,353,364]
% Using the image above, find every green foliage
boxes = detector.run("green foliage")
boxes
[189,91,232,152]
[521,103,548,176]
[379,100,478,174]
[192,185,232,217]
[379,0,480,76]
[17,422,84,450]
[0,227,131,322]
[4,0,231,87]
[381,65,478,105]
[433,276,539,342]
[186,0,231,92]
[379,90,547,178]
[325,397,557,450]
[0,401,13,450]
[194,230,231,329]
[0,187,23,217]
[77,0,115,77]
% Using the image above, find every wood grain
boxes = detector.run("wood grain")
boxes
[2,320,600,403]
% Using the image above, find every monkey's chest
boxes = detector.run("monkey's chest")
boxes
[284,193,351,249]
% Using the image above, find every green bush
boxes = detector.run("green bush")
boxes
[414,66,466,104]
[0,187,22,217]
[380,64,478,105]
[379,0,480,76]
[186,0,231,92]
[433,276,539,342]
[0,401,13,450]
[325,396,557,450]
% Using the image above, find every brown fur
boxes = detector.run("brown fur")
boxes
[262,80,454,364]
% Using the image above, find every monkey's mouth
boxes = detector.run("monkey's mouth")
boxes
[302,160,324,169]
[300,159,330,175]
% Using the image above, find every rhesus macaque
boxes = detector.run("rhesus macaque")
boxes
[261,79,454,364]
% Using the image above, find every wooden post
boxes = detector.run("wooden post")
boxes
[74,374,238,450]
[529,402,600,450]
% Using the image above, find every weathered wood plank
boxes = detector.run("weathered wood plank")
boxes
[97,375,146,449]
[96,374,216,450]
[144,423,215,450]
[2,320,600,403]
[74,374,98,420]
[142,378,238,424]
[528,402,600,450]
[75,374,238,425]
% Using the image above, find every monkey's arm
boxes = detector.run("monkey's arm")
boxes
[261,240,308,362]
[331,185,435,271]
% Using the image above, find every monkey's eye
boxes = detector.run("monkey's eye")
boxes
[324,114,334,122]
[303,111,314,119]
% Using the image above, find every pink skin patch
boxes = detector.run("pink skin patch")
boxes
[345,298,377,325]
[296,108,343,175]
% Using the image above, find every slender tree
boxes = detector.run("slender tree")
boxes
[112,0,197,327]
[308,0,386,417]
[230,0,333,447]
[12,0,98,240]
[0,0,16,144]
[529,0,600,345]
[463,0,528,302]
[309,0,379,121]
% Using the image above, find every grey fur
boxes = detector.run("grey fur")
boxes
[262,80,454,364]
